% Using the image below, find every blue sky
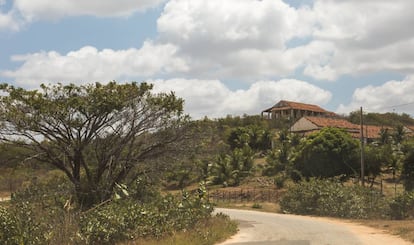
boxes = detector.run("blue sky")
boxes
[1,0,414,119]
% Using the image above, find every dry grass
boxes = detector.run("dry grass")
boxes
[0,191,10,199]
[216,202,281,213]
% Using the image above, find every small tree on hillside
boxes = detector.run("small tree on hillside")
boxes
[227,125,271,151]
[0,82,189,208]
[394,124,406,145]
[379,128,391,145]
[208,146,254,187]
[263,130,294,176]
[363,145,386,184]
[402,151,414,191]
[293,127,360,179]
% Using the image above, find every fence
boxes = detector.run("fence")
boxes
[208,188,280,203]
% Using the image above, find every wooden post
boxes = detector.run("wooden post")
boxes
[360,107,365,187]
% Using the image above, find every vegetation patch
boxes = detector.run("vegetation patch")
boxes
[0,180,217,245]
[280,179,388,219]
[133,213,238,245]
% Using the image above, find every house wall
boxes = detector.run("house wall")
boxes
[290,118,318,132]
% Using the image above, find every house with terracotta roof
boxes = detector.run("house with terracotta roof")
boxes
[360,125,390,141]
[404,125,414,137]
[290,116,360,136]
[290,116,390,141]
[261,100,335,121]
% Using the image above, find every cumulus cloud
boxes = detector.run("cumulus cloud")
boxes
[152,0,414,81]
[0,1,20,31]
[304,0,414,80]
[4,0,414,101]
[0,0,165,30]
[0,12,18,31]
[151,78,332,119]
[337,76,414,115]
[156,0,314,79]
[1,41,188,87]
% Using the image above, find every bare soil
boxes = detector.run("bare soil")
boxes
[358,220,414,243]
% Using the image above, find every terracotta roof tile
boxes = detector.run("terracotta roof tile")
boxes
[364,126,385,139]
[280,100,327,112]
[305,118,391,139]
[263,100,333,114]
[305,116,360,130]
[405,125,414,132]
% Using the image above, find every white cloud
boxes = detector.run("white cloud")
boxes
[0,0,165,30]
[13,0,165,21]
[0,11,19,31]
[156,0,314,79]
[304,0,414,80]
[153,0,414,81]
[337,76,414,115]
[151,78,332,119]
[1,41,188,87]
[0,1,20,31]
[4,0,414,88]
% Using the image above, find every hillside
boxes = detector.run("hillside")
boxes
[347,111,414,126]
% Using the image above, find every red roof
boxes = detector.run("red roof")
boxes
[304,117,390,139]
[263,100,329,113]
[305,116,360,130]
[365,126,385,139]
[405,125,414,132]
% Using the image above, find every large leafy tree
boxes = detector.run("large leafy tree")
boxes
[293,127,360,179]
[0,82,189,207]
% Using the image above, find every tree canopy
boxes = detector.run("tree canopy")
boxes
[0,82,189,207]
[293,127,360,179]
[402,150,414,191]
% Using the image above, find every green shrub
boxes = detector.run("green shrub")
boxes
[251,203,262,209]
[208,147,254,187]
[389,192,414,220]
[1,179,214,245]
[293,127,360,178]
[402,151,414,191]
[0,173,77,245]
[0,206,19,245]
[0,201,51,245]
[10,171,79,243]
[274,174,286,188]
[79,184,213,244]
[280,179,388,219]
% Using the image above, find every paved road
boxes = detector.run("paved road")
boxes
[216,208,412,245]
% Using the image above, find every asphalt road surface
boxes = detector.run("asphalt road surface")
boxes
[216,208,412,245]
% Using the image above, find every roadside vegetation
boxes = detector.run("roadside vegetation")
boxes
[0,82,235,245]
[1,81,414,244]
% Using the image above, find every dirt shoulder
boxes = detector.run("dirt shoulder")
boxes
[311,216,413,245]
[355,220,414,244]
[0,192,10,202]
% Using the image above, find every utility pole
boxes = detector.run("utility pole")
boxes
[360,107,365,187]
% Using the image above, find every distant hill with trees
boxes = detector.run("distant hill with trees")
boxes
[347,111,414,126]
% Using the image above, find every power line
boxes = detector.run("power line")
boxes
[358,102,414,115]
[380,101,414,109]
